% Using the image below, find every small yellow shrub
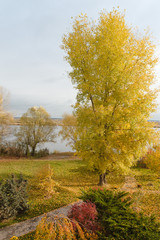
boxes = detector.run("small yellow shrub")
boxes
[144,146,160,172]
[31,164,56,198]
[34,216,98,240]
[10,217,98,240]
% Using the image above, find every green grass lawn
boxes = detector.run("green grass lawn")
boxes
[0,158,100,228]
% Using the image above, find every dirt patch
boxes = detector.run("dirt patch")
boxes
[121,176,137,192]
[40,152,81,160]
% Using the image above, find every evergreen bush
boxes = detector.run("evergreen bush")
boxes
[0,174,29,220]
[34,148,49,158]
[81,188,160,240]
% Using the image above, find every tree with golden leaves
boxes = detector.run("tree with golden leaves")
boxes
[16,106,56,156]
[59,113,77,150]
[62,9,159,185]
[0,86,13,143]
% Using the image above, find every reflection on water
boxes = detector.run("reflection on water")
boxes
[6,126,73,153]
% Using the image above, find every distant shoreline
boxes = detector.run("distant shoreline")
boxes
[12,118,160,128]
[12,118,62,126]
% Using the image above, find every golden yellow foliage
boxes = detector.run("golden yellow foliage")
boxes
[62,8,159,185]
[0,86,13,142]
[59,113,77,149]
[34,216,98,240]
[144,146,160,172]
[31,164,56,198]
[16,106,56,156]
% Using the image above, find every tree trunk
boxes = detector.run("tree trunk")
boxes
[103,173,107,184]
[25,145,29,156]
[31,145,36,156]
[98,173,106,186]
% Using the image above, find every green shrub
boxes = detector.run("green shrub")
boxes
[0,141,27,157]
[0,174,29,220]
[34,148,49,158]
[81,188,160,240]
[0,142,50,158]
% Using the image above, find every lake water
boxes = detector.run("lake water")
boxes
[5,126,73,153]
[6,125,158,153]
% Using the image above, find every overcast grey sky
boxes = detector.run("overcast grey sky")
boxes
[1,0,160,118]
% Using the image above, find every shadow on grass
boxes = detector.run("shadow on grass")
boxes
[67,166,125,186]
[69,165,98,178]
[0,172,32,182]
[59,166,99,186]
[63,183,97,187]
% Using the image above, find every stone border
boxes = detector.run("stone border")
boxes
[0,201,82,240]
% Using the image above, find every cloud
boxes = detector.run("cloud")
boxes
[1,0,160,120]
[9,93,75,117]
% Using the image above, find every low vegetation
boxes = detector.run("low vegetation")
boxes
[142,145,160,172]
[0,157,159,239]
[68,201,100,232]
[81,188,160,239]
[32,216,98,240]
[0,142,50,158]
[10,186,160,240]
[12,216,98,240]
[0,159,99,228]
[0,174,28,220]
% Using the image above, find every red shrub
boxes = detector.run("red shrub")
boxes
[68,201,101,232]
